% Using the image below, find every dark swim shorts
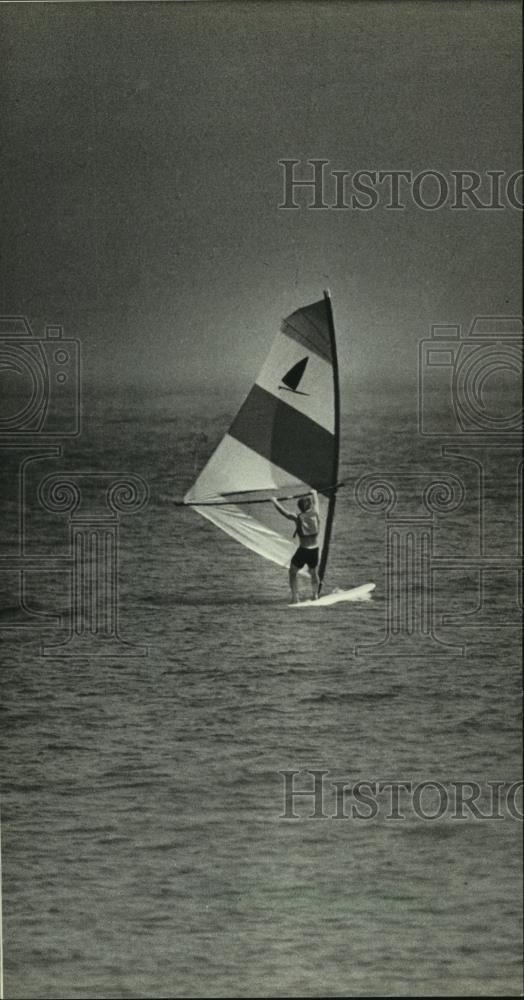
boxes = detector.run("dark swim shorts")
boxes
[291,546,319,570]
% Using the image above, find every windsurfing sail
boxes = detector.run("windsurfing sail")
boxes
[183,290,341,582]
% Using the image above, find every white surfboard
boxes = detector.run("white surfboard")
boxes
[288,582,376,608]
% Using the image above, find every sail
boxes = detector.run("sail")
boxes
[183,291,340,579]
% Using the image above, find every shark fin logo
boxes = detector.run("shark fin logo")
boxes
[279,356,310,396]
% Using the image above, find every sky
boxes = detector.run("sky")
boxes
[0,0,521,391]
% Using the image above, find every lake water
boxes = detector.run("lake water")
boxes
[1,381,522,998]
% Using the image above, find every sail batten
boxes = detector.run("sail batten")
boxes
[184,293,341,580]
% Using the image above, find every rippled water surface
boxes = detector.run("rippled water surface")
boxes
[1,384,522,997]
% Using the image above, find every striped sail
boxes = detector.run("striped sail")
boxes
[184,292,340,580]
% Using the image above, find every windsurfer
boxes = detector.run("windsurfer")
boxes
[272,489,320,603]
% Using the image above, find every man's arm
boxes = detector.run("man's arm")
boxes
[272,498,296,521]
[310,489,319,515]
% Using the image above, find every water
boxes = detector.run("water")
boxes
[1,383,522,998]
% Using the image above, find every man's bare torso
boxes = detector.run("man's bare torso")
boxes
[296,519,319,549]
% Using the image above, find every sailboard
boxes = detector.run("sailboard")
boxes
[288,583,376,608]
[181,290,374,602]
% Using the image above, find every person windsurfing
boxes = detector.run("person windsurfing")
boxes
[272,489,320,603]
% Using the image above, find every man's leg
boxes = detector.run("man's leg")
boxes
[309,567,320,599]
[289,563,299,603]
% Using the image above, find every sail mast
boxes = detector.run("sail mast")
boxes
[318,289,340,585]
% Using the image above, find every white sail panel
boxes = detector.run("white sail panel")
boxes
[192,497,327,576]
[184,435,302,505]
[193,503,298,569]
[255,334,334,432]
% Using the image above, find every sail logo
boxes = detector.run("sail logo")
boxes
[279,356,310,396]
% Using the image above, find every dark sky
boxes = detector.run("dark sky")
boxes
[1,1,521,389]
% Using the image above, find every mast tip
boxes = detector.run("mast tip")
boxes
[323,288,331,299]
